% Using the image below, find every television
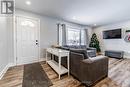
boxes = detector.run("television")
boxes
[103,29,122,39]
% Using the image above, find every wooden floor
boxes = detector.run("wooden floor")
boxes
[0,58,130,87]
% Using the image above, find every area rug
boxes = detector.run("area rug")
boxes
[22,63,53,87]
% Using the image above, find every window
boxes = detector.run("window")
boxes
[66,27,86,45]
[21,20,35,27]
[58,24,87,46]
[67,28,80,45]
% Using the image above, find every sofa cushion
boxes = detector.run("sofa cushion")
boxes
[80,45,87,49]
[63,45,87,49]
[70,49,89,59]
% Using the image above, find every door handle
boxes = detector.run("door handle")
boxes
[36,40,38,45]
[36,43,38,45]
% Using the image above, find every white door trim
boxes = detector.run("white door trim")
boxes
[14,15,40,65]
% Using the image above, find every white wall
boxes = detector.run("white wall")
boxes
[0,16,11,75]
[15,9,91,60]
[7,17,14,65]
[93,21,130,58]
[0,0,14,77]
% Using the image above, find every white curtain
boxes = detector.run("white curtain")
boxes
[57,23,66,46]
[62,24,66,46]
[84,29,89,46]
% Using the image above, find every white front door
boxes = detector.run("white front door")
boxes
[16,16,40,65]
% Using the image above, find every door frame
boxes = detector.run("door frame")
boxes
[14,15,40,65]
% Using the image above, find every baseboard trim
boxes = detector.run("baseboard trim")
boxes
[39,58,46,62]
[0,62,16,80]
[8,63,16,67]
[0,64,10,80]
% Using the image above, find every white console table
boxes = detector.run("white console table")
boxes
[46,48,70,79]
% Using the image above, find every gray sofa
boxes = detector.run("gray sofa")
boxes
[54,45,108,86]
[58,45,97,57]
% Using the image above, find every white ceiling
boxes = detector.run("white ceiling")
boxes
[16,0,130,26]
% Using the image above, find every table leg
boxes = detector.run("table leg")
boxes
[52,54,54,60]
[46,51,47,64]
[59,74,61,79]
[68,54,70,76]
[59,56,61,79]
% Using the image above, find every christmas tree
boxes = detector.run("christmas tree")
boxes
[89,33,101,52]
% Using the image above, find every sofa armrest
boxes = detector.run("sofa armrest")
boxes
[82,56,108,64]
[80,56,108,86]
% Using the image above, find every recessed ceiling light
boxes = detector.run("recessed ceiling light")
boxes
[94,24,97,26]
[26,1,31,5]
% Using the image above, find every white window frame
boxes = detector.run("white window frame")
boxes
[66,27,81,45]
[58,25,86,46]
[66,26,86,45]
